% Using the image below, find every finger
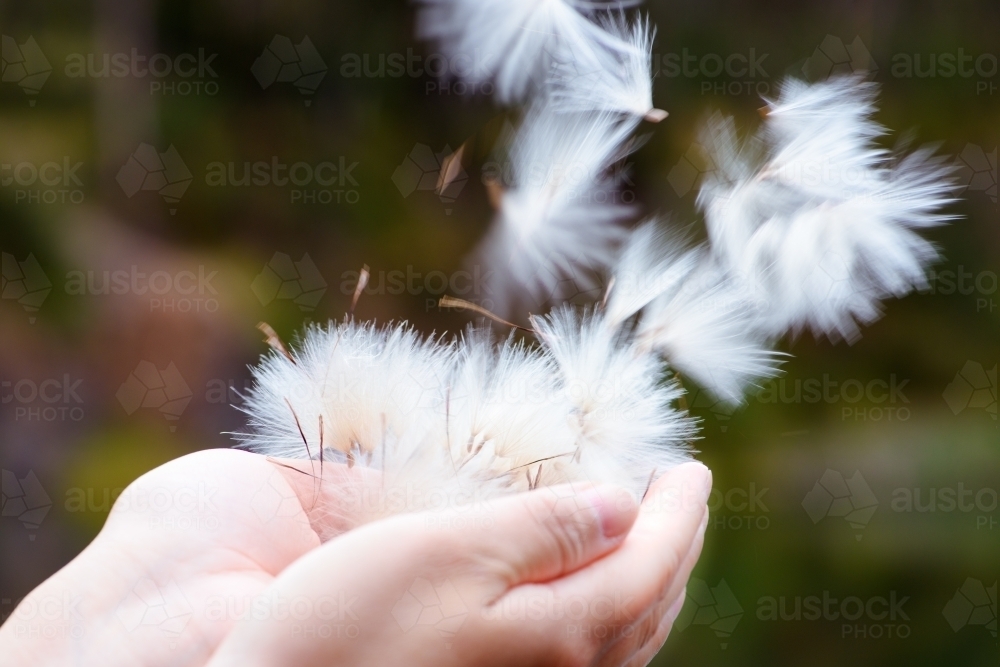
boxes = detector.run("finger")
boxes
[623,590,686,667]
[103,449,326,567]
[620,588,685,667]
[640,507,708,632]
[591,585,676,667]
[591,508,705,666]
[525,462,710,633]
[490,463,708,664]
[266,456,378,539]
[208,491,631,667]
[465,483,638,597]
[203,510,457,667]
[269,465,640,599]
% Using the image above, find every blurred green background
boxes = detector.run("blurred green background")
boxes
[0,0,996,664]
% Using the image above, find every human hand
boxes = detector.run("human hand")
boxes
[206,455,712,666]
[0,449,710,667]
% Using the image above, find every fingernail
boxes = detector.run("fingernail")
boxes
[581,485,637,539]
[665,588,687,625]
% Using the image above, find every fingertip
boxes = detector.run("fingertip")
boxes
[676,461,712,497]
[647,461,712,510]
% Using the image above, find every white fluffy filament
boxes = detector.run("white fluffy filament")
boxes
[548,12,663,120]
[474,104,641,314]
[414,0,642,104]
[237,317,695,529]
[237,6,958,536]
[697,76,958,342]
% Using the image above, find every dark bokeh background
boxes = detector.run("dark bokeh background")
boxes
[0,0,997,664]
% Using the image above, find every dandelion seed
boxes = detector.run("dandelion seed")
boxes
[697,76,959,342]
[473,102,641,315]
[635,256,784,404]
[237,24,957,533]
[548,12,665,121]
[532,306,696,493]
[603,218,697,327]
[414,0,642,103]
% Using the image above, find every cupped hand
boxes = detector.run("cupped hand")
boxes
[0,449,710,667]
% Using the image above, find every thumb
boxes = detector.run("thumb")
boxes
[462,484,638,594]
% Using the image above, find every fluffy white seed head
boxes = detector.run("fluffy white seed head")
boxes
[548,12,661,119]
[604,218,698,327]
[604,222,783,404]
[532,306,696,493]
[635,255,784,404]
[235,320,452,461]
[237,314,696,525]
[445,328,574,485]
[475,103,641,315]
[697,76,958,342]
[235,23,959,536]
[414,0,641,104]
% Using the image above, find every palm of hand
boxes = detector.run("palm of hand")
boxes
[26,450,324,666]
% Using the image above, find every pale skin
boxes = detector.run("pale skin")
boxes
[0,449,711,666]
